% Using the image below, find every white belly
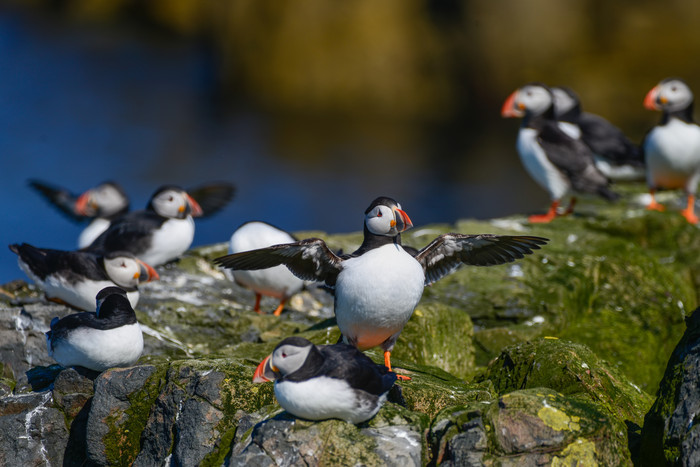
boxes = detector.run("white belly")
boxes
[49,322,144,371]
[335,244,425,350]
[142,217,195,266]
[78,218,112,249]
[645,119,700,192]
[517,128,571,200]
[229,222,305,298]
[274,377,383,424]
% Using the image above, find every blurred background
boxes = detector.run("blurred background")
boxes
[2,0,700,283]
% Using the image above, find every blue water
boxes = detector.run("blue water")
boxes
[0,11,543,285]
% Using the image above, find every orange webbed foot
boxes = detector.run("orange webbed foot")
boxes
[681,208,699,224]
[646,201,665,212]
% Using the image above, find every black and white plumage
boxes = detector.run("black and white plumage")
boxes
[252,336,396,424]
[227,221,307,316]
[502,83,620,223]
[643,78,700,224]
[30,180,236,248]
[9,243,158,311]
[552,86,645,181]
[215,196,547,377]
[85,185,204,266]
[46,286,144,372]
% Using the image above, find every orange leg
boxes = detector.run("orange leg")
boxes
[681,194,699,224]
[384,350,411,381]
[528,200,559,223]
[253,293,262,314]
[272,298,287,317]
[564,197,577,215]
[646,189,665,212]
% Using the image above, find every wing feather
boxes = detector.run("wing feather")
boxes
[213,238,343,285]
[415,234,548,285]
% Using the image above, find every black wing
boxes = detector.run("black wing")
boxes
[188,182,236,218]
[84,211,164,255]
[538,121,619,200]
[320,344,397,395]
[577,113,644,166]
[414,234,548,286]
[28,180,86,223]
[9,243,105,281]
[214,238,343,285]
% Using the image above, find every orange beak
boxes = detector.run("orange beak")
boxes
[75,191,92,216]
[137,259,159,282]
[393,208,413,233]
[252,354,280,383]
[644,85,660,110]
[501,90,524,118]
[186,194,204,217]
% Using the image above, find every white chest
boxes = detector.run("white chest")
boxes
[50,322,144,372]
[645,119,700,190]
[517,128,571,200]
[335,244,424,350]
[143,217,195,266]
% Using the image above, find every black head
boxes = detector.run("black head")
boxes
[363,196,413,237]
[95,286,134,319]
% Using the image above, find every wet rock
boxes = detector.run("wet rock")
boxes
[640,307,700,466]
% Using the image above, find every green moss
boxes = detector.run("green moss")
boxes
[103,365,168,466]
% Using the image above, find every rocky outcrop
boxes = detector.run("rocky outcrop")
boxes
[1,206,698,465]
[640,307,700,467]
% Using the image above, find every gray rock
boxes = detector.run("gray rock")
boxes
[0,391,68,466]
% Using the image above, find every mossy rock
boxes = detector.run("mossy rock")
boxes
[477,338,653,427]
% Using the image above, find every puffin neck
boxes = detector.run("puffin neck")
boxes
[661,102,695,124]
[523,105,556,130]
[352,226,402,256]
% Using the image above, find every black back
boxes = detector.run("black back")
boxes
[9,243,108,282]
[84,210,165,255]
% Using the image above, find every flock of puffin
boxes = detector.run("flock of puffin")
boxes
[9,76,700,424]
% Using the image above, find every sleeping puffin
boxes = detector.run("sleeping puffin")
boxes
[252,336,396,424]
[642,78,700,224]
[227,221,307,316]
[9,243,158,311]
[85,185,204,266]
[215,196,547,379]
[29,180,236,248]
[502,83,620,223]
[46,286,144,372]
[551,86,645,181]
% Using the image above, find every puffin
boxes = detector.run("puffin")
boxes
[642,78,700,224]
[29,180,236,248]
[252,336,396,424]
[84,185,204,266]
[227,221,307,316]
[46,286,144,372]
[551,86,645,181]
[9,243,158,311]
[215,196,547,379]
[502,83,620,223]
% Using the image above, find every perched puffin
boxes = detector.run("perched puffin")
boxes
[85,185,204,266]
[46,286,144,372]
[502,83,620,223]
[29,180,236,248]
[215,196,547,379]
[551,86,645,181]
[252,336,396,423]
[9,243,158,311]
[227,221,307,316]
[642,78,700,224]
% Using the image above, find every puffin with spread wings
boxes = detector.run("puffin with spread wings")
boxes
[214,197,547,379]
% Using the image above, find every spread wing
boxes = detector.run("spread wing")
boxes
[187,182,236,218]
[28,180,86,223]
[414,234,548,285]
[213,238,344,285]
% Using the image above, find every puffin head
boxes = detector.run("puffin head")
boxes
[147,186,203,219]
[644,78,694,113]
[551,86,581,119]
[363,196,413,237]
[103,251,159,289]
[94,286,132,318]
[501,83,554,119]
[253,336,320,383]
[75,182,129,218]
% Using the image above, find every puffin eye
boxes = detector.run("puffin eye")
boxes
[120,261,126,268]
[281,352,287,358]
[377,211,383,217]
[671,86,677,92]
